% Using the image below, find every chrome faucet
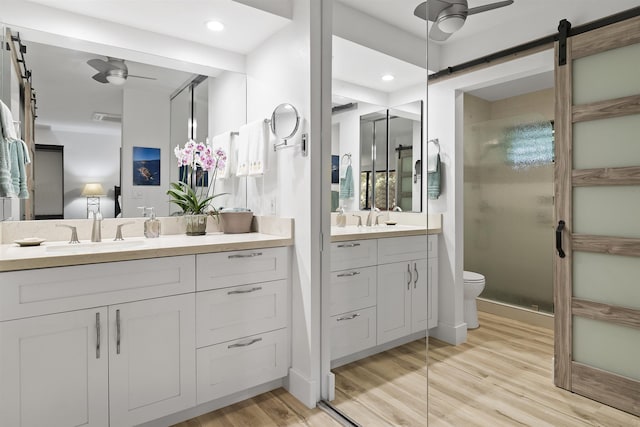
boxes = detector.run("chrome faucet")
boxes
[352,214,363,227]
[366,207,380,227]
[56,224,80,244]
[114,221,135,241]
[91,211,103,242]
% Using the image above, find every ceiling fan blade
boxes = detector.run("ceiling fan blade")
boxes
[87,58,113,73]
[128,75,158,81]
[414,0,457,22]
[91,72,109,84]
[468,0,513,15]
[429,23,454,41]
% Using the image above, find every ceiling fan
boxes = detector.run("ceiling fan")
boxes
[414,0,514,41]
[87,57,157,85]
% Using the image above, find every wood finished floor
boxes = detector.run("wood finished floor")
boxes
[174,312,640,426]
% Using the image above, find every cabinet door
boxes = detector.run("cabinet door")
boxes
[411,259,429,333]
[377,262,412,345]
[0,308,108,427]
[108,294,196,427]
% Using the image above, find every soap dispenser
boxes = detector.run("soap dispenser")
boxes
[144,207,161,238]
[336,206,346,228]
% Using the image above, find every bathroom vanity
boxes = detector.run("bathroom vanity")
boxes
[0,222,293,427]
[329,225,439,365]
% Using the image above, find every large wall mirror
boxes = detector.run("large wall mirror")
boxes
[0,27,247,220]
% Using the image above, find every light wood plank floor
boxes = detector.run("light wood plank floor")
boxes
[175,312,640,426]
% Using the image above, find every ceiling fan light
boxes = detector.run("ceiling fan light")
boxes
[437,14,465,34]
[106,69,127,85]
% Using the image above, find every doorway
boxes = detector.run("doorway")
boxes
[33,144,64,220]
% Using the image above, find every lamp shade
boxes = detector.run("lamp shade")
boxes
[81,183,105,197]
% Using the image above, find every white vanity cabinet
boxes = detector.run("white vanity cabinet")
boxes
[377,235,432,345]
[0,256,197,427]
[0,308,109,427]
[329,240,378,360]
[195,247,290,404]
[329,233,438,362]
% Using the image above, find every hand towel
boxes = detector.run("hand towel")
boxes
[236,120,268,177]
[247,120,269,176]
[427,154,441,200]
[9,139,28,198]
[0,101,18,141]
[212,131,234,179]
[427,140,439,172]
[339,164,354,199]
[0,138,16,197]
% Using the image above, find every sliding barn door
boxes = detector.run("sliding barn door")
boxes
[554,16,640,415]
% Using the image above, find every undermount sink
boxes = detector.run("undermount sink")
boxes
[45,239,147,254]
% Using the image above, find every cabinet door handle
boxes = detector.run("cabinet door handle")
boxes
[96,312,101,359]
[228,252,263,259]
[337,243,360,248]
[116,309,121,355]
[407,264,412,290]
[337,313,360,321]
[337,271,361,278]
[227,286,262,295]
[414,263,419,288]
[228,337,262,348]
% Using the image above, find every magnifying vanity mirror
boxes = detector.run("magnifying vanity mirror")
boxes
[270,103,300,140]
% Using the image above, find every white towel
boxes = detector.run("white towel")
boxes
[236,120,268,177]
[0,101,18,140]
[211,131,234,179]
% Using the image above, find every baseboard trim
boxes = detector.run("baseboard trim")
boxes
[477,298,554,330]
[287,367,317,408]
[430,321,467,345]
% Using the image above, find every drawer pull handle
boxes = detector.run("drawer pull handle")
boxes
[228,337,263,348]
[116,309,121,355]
[96,312,101,359]
[337,243,361,248]
[407,264,412,290]
[337,271,361,277]
[228,252,263,259]
[228,286,263,295]
[337,313,360,321]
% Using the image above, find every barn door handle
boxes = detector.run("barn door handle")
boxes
[556,220,566,258]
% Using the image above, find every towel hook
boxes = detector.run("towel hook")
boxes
[428,138,440,154]
[341,153,352,165]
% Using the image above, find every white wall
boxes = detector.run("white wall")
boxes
[122,88,171,217]
[427,49,554,345]
[208,71,248,210]
[245,0,321,407]
[35,127,120,219]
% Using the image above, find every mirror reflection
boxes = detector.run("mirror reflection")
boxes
[2,32,246,220]
[270,103,299,140]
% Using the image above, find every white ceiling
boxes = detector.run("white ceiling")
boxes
[25,0,291,54]
[333,37,426,93]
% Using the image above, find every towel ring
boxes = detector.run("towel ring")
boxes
[428,138,440,154]
[341,153,352,165]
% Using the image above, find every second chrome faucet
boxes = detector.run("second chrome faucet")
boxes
[91,211,103,242]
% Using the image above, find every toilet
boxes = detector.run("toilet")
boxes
[463,271,486,329]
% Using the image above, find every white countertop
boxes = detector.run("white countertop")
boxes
[0,232,292,272]
[330,224,440,242]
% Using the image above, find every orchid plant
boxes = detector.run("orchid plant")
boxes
[167,139,227,215]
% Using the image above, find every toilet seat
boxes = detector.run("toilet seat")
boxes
[464,271,485,283]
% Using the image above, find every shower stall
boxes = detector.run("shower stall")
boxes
[463,90,555,313]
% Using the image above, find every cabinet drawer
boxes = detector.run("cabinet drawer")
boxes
[330,239,377,271]
[330,306,376,361]
[428,235,438,259]
[196,280,288,348]
[196,328,289,404]
[329,266,376,316]
[196,247,288,291]
[378,235,428,264]
[0,256,196,321]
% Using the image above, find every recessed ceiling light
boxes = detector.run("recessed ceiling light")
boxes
[381,74,395,82]
[206,21,225,32]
